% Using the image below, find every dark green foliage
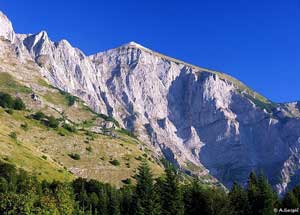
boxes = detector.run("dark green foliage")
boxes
[183,181,211,215]
[9,132,17,140]
[85,131,95,140]
[66,95,76,106]
[158,164,184,215]
[135,156,143,161]
[246,172,278,215]
[110,159,120,166]
[282,191,299,209]
[58,131,66,136]
[20,122,28,131]
[133,161,161,215]
[292,186,300,204]
[0,160,298,215]
[122,178,132,185]
[5,109,13,114]
[31,112,60,128]
[46,115,59,128]
[0,92,14,109]
[13,98,26,110]
[0,162,73,214]
[183,180,230,215]
[120,186,134,215]
[86,146,93,152]
[31,111,46,120]
[0,92,26,110]
[58,89,78,106]
[63,123,77,132]
[98,113,120,127]
[68,153,81,160]
[72,178,121,215]
[119,128,136,138]
[229,182,250,215]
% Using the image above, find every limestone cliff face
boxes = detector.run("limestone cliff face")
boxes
[1,11,300,194]
[0,11,15,42]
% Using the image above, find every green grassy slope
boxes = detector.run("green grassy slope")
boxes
[0,72,163,186]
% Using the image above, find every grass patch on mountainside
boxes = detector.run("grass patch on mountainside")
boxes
[43,90,69,106]
[0,72,32,94]
[0,103,163,186]
[215,72,278,112]
[0,108,72,182]
[0,73,163,186]
[131,44,275,113]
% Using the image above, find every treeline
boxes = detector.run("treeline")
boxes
[0,161,299,215]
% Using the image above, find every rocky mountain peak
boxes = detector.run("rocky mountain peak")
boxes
[125,41,147,49]
[1,10,300,194]
[0,11,15,41]
[22,30,51,57]
[57,39,72,47]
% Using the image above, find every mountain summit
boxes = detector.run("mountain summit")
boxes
[0,11,300,194]
[0,11,15,41]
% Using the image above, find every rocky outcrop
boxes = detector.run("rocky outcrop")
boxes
[1,11,300,194]
[0,11,15,42]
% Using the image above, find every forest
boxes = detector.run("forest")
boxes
[0,160,299,215]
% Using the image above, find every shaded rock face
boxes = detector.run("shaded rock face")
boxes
[1,11,300,194]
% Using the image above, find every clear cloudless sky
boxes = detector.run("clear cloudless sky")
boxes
[1,0,300,102]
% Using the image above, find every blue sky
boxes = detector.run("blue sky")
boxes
[1,0,300,102]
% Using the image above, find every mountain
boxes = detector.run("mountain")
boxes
[0,11,163,187]
[1,11,300,193]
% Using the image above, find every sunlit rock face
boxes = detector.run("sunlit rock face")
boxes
[0,11,15,41]
[1,11,300,194]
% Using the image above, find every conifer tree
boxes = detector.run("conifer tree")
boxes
[54,183,75,215]
[247,172,277,215]
[133,161,160,215]
[229,182,250,215]
[183,180,212,215]
[120,186,134,215]
[108,188,120,215]
[282,191,299,209]
[97,188,109,215]
[210,187,231,215]
[159,164,184,215]
[292,186,300,203]
[89,192,99,214]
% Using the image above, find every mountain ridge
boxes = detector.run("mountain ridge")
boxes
[1,11,300,194]
[0,11,274,107]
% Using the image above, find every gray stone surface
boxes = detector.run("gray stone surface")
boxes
[1,11,300,194]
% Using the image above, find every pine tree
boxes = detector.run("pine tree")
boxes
[292,186,300,203]
[159,164,184,215]
[0,177,8,193]
[97,188,109,215]
[183,180,212,215]
[108,187,120,215]
[54,183,75,215]
[89,192,99,214]
[246,172,277,215]
[72,178,89,213]
[210,187,231,215]
[229,182,250,215]
[120,186,134,215]
[282,191,299,209]
[133,161,160,215]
